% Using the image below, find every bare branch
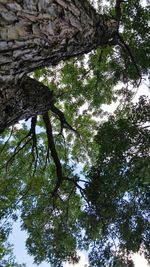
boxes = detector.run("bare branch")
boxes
[30,116,39,175]
[43,112,64,197]
[2,117,38,172]
[50,105,80,136]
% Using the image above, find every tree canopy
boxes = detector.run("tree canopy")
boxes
[0,0,150,266]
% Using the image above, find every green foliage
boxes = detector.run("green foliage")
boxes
[0,97,149,267]
[0,1,150,267]
[84,97,150,266]
[20,167,82,266]
[0,238,25,267]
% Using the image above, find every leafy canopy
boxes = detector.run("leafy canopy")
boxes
[0,0,150,266]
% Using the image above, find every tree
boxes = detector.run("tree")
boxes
[0,0,150,266]
[0,239,26,267]
[84,96,150,267]
[0,0,119,132]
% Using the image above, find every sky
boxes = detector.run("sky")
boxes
[9,82,150,267]
[9,220,49,267]
[4,0,150,266]
[9,220,150,267]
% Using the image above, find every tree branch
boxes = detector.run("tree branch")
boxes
[115,0,123,22]
[30,116,39,175]
[118,33,142,85]
[3,117,37,171]
[0,76,56,133]
[50,105,79,136]
[0,126,14,154]
[42,112,64,197]
[5,137,32,171]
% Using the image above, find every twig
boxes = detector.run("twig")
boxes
[115,0,123,22]
[5,137,32,171]
[44,146,50,169]
[30,117,39,175]
[50,105,80,136]
[67,177,91,207]
[0,126,14,154]
[65,185,76,226]
[3,117,38,172]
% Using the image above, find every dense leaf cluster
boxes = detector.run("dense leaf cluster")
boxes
[85,97,150,266]
[0,0,150,267]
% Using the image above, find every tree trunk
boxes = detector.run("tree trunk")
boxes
[0,0,118,80]
[0,0,119,131]
[0,76,56,133]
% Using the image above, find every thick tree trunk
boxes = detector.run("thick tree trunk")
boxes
[0,0,118,80]
[0,76,55,133]
[0,0,118,131]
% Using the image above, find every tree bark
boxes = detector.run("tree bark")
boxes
[0,76,55,133]
[0,0,119,131]
[0,0,118,80]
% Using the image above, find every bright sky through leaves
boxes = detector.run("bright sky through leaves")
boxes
[1,0,150,266]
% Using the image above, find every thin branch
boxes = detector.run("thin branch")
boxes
[30,116,39,175]
[78,179,90,184]
[50,105,80,136]
[118,34,142,86]
[43,112,64,197]
[67,177,91,207]
[44,146,50,169]
[5,137,32,171]
[141,124,150,129]
[15,174,35,207]
[115,0,123,22]
[65,185,76,227]
[67,177,108,231]
[3,117,38,171]
[94,50,103,90]
[0,126,14,154]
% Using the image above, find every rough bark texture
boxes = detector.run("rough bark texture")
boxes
[0,76,55,133]
[0,0,118,81]
[0,0,119,131]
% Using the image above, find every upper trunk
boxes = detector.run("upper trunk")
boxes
[0,0,119,131]
[0,0,118,81]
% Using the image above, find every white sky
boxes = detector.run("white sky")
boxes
[9,221,150,267]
